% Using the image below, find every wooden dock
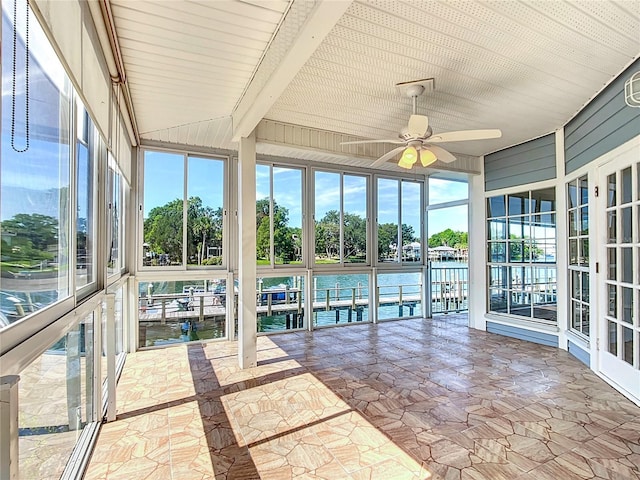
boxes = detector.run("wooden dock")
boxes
[138,284,468,328]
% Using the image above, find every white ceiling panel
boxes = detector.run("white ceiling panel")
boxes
[266,0,640,157]
[105,0,639,169]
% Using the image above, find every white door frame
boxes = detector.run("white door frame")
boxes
[595,137,640,404]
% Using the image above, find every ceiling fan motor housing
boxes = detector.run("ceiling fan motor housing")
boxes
[400,125,432,141]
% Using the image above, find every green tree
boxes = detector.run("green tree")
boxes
[315,210,340,259]
[428,228,467,248]
[144,198,183,263]
[188,197,220,265]
[377,223,398,259]
[401,224,417,246]
[2,213,59,251]
[255,198,294,262]
[343,212,366,260]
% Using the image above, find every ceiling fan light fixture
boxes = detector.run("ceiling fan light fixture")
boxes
[420,149,437,167]
[398,146,418,169]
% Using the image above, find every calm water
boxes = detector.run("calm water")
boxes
[138,262,469,344]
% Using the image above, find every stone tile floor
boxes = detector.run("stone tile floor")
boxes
[85,315,640,479]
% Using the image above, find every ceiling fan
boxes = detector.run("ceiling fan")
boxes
[341,83,502,169]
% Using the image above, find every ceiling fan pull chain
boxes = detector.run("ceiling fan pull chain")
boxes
[11,0,30,153]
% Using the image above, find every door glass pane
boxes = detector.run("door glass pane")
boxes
[569,239,578,265]
[579,176,588,205]
[143,151,184,267]
[581,272,589,303]
[401,181,422,263]
[607,211,616,243]
[621,247,632,283]
[581,304,590,336]
[608,321,617,355]
[378,178,399,263]
[580,239,589,266]
[315,172,340,264]
[607,173,616,207]
[621,207,632,243]
[568,210,577,236]
[608,285,617,317]
[343,175,367,263]
[571,271,580,299]
[273,167,302,265]
[568,181,577,209]
[579,206,589,235]
[607,248,616,280]
[621,166,632,204]
[621,287,633,324]
[571,300,580,331]
[187,157,224,266]
[622,327,633,365]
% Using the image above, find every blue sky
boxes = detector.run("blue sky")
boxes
[143,152,469,236]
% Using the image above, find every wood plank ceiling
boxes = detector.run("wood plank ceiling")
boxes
[108,0,640,171]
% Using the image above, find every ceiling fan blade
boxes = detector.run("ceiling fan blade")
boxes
[408,114,429,137]
[371,146,406,167]
[425,145,457,163]
[429,129,502,143]
[340,139,405,146]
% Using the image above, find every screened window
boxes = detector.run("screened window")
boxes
[377,178,422,264]
[314,171,368,265]
[568,175,590,337]
[256,164,303,266]
[487,188,557,323]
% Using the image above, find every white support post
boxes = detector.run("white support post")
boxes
[1,375,20,480]
[238,133,257,369]
[305,270,313,332]
[370,267,378,324]
[105,294,117,421]
[423,264,432,319]
[555,128,569,351]
[468,165,488,331]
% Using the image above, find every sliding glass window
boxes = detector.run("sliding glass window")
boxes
[377,178,423,264]
[256,164,304,267]
[75,103,98,292]
[1,0,72,328]
[142,151,225,269]
[314,171,368,265]
[187,157,224,266]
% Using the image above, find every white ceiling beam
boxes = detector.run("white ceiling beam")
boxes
[232,0,352,141]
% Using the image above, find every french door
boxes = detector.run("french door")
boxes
[598,144,640,403]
